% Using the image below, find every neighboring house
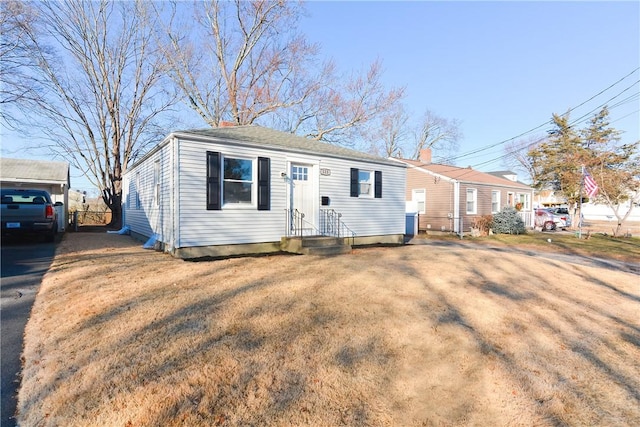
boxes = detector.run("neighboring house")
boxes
[0,157,70,231]
[395,150,534,234]
[122,125,407,258]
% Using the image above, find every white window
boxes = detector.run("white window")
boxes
[358,170,373,197]
[491,190,500,213]
[223,156,254,205]
[292,165,308,181]
[412,188,426,214]
[518,193,531,210]
[466,188,477,214]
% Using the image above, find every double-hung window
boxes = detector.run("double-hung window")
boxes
[207,151,270,211]
[350,168,382,198]
[518,193,531,211]
[223,157,253,205]
[491,190,500,213]
[466,188,477,214]
[412,189,426,214]
[358,170,373,197]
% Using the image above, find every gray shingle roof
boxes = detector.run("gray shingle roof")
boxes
[173,125,398,165]
[0,158,69,183]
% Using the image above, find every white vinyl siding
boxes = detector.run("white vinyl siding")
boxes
[123,135,406,251]
[123,143,172,241]
[320,159,405,237]
[176,141,285,248]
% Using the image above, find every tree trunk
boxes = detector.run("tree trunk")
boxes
[106,192,122,229]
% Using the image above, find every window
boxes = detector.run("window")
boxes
[466,188,477,214]
[350,168,382,198]
[206,152,270,210]
[412,189,426,214]
[292,165,308,181]
[359,170,372,196]
[517,193,531,210]
[223,157,253,205]
[491,190,500,213]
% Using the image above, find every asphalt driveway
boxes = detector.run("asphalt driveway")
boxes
[1,236,57,427]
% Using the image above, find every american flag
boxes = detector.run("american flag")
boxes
[584,170,599,198]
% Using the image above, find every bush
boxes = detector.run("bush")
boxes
[472,215,493,236]
[492,206,526,234]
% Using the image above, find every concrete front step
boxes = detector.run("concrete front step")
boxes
[301,236,344,247]
[301,244,352,256]
[280,236,351,255]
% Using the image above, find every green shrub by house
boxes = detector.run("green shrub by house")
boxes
[492,206,526,235]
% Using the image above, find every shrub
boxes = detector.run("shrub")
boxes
[492,206,526,234]
[472,215,493,236]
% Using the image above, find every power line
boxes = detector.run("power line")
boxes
[449,67,640,163]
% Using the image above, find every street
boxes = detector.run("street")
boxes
[1,236,57,427]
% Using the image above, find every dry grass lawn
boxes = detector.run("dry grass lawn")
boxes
[17,233,640,426]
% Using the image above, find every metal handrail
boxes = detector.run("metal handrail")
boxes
[285,208,356,245]
[285,209,321,237]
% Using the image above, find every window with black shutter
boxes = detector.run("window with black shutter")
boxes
[257,157,270,210]
[374,170,382,198]
[206,151,221,210]
[350,168,359,197]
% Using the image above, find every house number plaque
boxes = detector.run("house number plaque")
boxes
[320,168,331,176]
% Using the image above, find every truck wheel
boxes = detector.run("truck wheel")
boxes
[543,221,555,232]
[45,224,58,242]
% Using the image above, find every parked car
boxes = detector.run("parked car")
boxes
[548,207,572,229]
[1,188,60,242]
[535,208,571,231]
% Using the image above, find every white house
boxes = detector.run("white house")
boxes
[122,125,407,258]
[0,157,70,231]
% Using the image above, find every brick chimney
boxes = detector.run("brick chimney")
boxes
[219,121,237,127]
[419,148,432,163]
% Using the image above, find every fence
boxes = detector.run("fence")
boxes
[416,211,534,236]
[71,210,112,229]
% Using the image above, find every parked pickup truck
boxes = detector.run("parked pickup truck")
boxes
[1,189,60,242]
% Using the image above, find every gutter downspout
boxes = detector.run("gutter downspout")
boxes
[171,137,180,252]
[453,180,460,236]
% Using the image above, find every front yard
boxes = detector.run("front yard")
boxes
[17,233,640,426]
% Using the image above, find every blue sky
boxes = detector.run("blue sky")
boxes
[1,1,638,194]
[302,0,640,171]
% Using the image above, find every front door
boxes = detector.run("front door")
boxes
[291,163,316,234]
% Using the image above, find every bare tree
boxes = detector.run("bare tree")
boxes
[410,110,462,162]
[26,0,176,227]
[157,1,403,143]
[502,135,545,183]
[0,1,43,128]
[367,103,410,157]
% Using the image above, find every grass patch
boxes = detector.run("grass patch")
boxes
[17,233,640,426]
[417,231,640,263]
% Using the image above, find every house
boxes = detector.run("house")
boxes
[395,150,534,234]
[0,157,70,231]
[122,125,407,258]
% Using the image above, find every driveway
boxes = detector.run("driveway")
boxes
[1,236,57,427]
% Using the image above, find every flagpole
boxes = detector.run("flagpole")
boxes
[578,165,584,239]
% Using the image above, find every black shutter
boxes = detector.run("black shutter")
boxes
[206,151,221,210]
[350,168,359,197]
[257,157,270,211]
[374,170,382,198]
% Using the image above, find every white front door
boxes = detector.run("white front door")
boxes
[291,163,316,233]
